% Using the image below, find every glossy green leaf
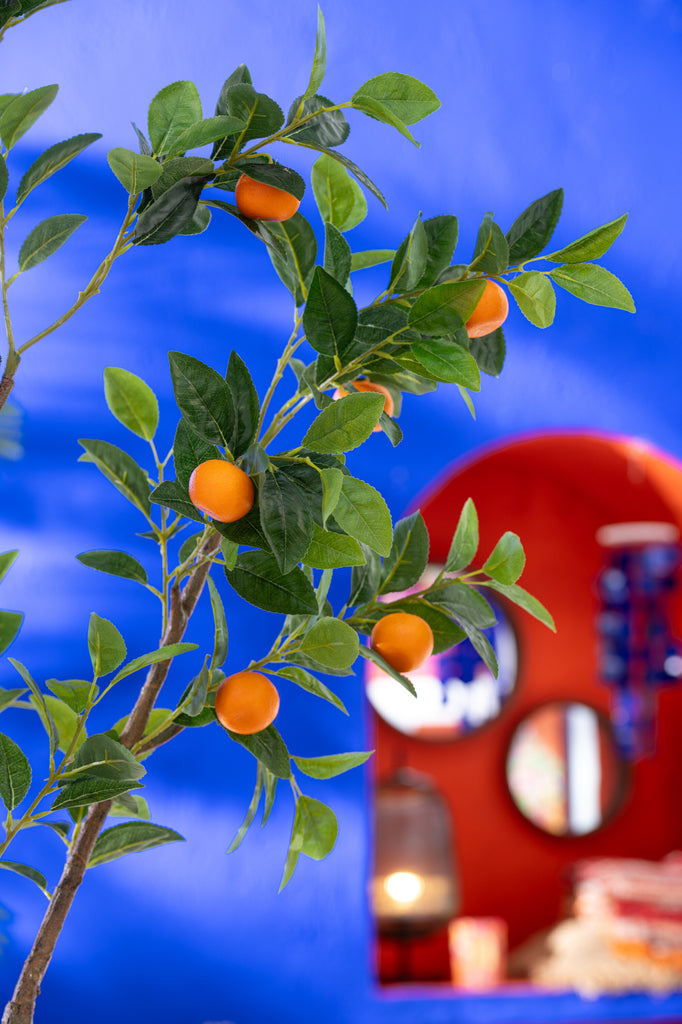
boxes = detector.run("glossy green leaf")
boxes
[17,132,101,204]
[107,148,162,194]
[482,580,556,632]
[506,188,564,263]
[262,212,317,306]
[224,83,284,149]
[110,794,151,819]
[172,418,219,489]
[207,577,229,669]
[348,544,381,606]
[416,215,459,288]
[408,280,486,334]
[226,723,291,780]
[482,531,526,585]
[78,439,151,516]
[350,249,394,272]
[508,271,556,327]
[0,84,58,150]
[0,686,27,712]
[359,645,416,696]
[445,498,479,572]
[30,694,84,755]
[303,393,384,453]
[303,6,326,100]
[259,469,314,574]
[104,366,159,441]
[0,860,49,897]
[227,764,264,853]
[303,144,387,208]
[186,658,210,718]
[148,80,202,156]
[280,795,337,890]
[471,212,509,275]
[293,617,359,670]
[0,610,22,656]
[88,821,183,867]
[352,93,418,145]
[292,750,372,780]
[225,350,259,458]
[168,351,236,449]
[76,550,147,585]
[110,642,197,684]
[134,175,206,245]
[9,659,58,755]
[428,581,496,628]
[351,72,440,125]
[285,94,349,148]
[169,115,245,154]
[151,157,214,200]
[220,536,239,571]
[302,266,358,357]
[549,263,635,312]
[332,476,392,556]
[225,550,318,615]
[547,214,628,264]
[0,732,31,810]
[319,468,344,524]
[273,665,347,715]
[311,153,367,232]
[88,613,126,678]
[390,215,428,292]
[18,213,86,272]
[45,678,94,715]
[52,778,144,812]
[0,549,18,584]
[303,523,364,569]
[150,479,205,523]
[462,621,499,677]
[323,222,351,286]
[380,511,429,594]
[470,327,506,377]
[412,336,481,389]
[66,733,146,782]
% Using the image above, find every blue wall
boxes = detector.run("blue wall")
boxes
[1,1,681,1021]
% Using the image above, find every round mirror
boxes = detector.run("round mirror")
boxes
[365,588,518,741]
[506,702,627,836]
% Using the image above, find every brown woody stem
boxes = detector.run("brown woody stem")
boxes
[0,374,13,412]
[2,532,221,1024]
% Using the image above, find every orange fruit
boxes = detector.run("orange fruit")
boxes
[214,671,280,735]
[465,279,509,338]
[370,612,434,674]
[188,459,254,523]
[332,379,395,432]
[234,173,300,222]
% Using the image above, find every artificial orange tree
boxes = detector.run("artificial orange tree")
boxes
[0,3,634,1021]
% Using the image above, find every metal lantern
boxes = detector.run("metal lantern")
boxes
[371,769,459,937]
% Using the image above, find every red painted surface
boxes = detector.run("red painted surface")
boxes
[372,432,682,984]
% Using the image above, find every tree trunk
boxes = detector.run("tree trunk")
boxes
[0,374,14,413]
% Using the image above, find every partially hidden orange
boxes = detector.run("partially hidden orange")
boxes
[188,459,254,523]
[465,279,509,338]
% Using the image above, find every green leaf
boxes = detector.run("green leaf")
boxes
[262,212,317,306]
[233,160,305,201]
[0,549,18,584]
[380,512,429,594]
[76,550,147,585]
[508,271,556,328]
[462,622,499,677]
[45,678,94,715]
[351,72,440,125]
[428,580,496,628]
[272,665,347,715]
[412,336,481,389]
[285,94,349,148]
[109,794,150,819]
[445,498,479,572]
[16,133,101,204]
[481,531,526,585]
[323,222,351,287]
[303,522,364,569]
[416,215,459,288]
[351,249,394,272]
[303,393,384,454]
[262,767,277,825]
[506,188,564,263]
[134,175,206,245]
[110,642,197,685]
[280,795,337,890]
[225,350,259,458]
[18,213,86,272]
[227,764,264,853]
[349,545,381,606]
[9,659,58,754]
[469,327,506,377]
[352,93,418,145]
[359,643,417,696]
[151,157,214,200]
[78,438,151,517]
[0,732,31,810]
[169,115,245,154]
[66,733,146,782]
[106,148,162,194]
[292,750,371,780]
[311,153,367,232]
[547,214,628,263]
[88,614,126,678]
[549,263,635,312]
[471,214,509,275]
[185,658,210,717]
[299,144,387,208]
[104,367,159,441]
[150,479,205,523]
[320,467,343,524]
[52,778,144,812]
[225,550,318,615]
[224,83,284,150]
[408,280,486,334]
[0,84,58,150]
[483,580,556,631]
[0,685,27,712]
[259,469,314,574]
[168,351,236,449]
[303,6,326,100]
[293,617,359,670]
[226,723,291,780]
[390,215,428,292]
[179,203,211,236]
[0,860,49,897]
[172,418,219,489]
[206,577,228,669]
[0,610,22,656]
[31,694,84,755]
[302,266,358,357]
[148,80,202,156]
[332,476,392,556]
[220,536,239,571]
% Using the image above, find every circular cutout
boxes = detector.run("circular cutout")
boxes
[506,701,627,836]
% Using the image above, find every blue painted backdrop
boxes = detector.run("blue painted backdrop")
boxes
[1,1,681,1021]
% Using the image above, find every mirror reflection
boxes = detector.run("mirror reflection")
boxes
[506,702,626,836]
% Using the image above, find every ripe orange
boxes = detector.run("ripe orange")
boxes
[234,173,300,222]
[214,671,280,735]
[465,280,509,338]
[370,612,434,674]
[188,459,255,523]
[332,379,395,432]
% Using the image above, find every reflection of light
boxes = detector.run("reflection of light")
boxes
[384,871,424,904]
[664,654,682,677]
